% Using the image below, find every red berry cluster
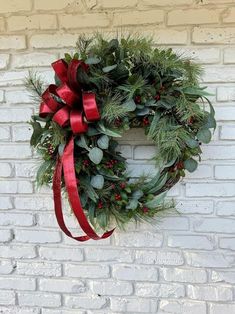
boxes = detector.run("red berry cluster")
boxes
[114,117,122,127]
[134,95,142,104]
[115,194,122,201]
[98,201,103,209]
[143,117,150,126]
[142,206,149,213]
[47,144,54,156]
[120,182,126,189]
[83,159,89,167]
[105,159,118,169]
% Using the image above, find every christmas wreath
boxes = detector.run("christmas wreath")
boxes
[27,35,216,242]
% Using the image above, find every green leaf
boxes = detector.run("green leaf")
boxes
[197,128,212,144]
[185,137,199,149]
[88,147,103,164]
[148,111,161,139]
[126,199,138,210]
[97,122,122,137]
[145,191,167,209]
[143,170,161,192]
[184,158,198,173]
[102,64,117,73]
[97,211,108,229]
[183,86,213,97]
[58,143,65,156]
[30,121,43,146]
[80,176,99,202]
[97,135,109,149]
[148,173,168,194]
[132,190,144,200]
[85,57,101,65]
[136,107,150,116]
[123,99,136,112]
[88,202,95,226]
[90,175,104,189]
[75,135,90,150]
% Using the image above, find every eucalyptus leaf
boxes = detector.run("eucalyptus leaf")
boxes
[183,86,213,97]
[85,57,101,64]
[97,122,122,137]
[126,199,138,210]
[145,191,167,209]
[88,147,103,164]
[90,175,104,189]
[136,107,150,116]
[58,143,65,156]
[148,173,168,194]
[123,99,136,112]
[132,190,144,200]
[184,158,198,173]
[97,135,109,149]
[75,135,89,150]
[102,64,117,73]
[185,137,199,149]
[197,128,212,144]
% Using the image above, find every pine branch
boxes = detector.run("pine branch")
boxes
[24,70,44,103]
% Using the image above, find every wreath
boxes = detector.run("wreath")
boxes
[27,35,216,241]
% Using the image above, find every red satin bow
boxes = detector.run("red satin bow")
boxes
[40,59,114,242]
[39,59,100,134]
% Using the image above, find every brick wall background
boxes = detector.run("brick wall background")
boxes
[0,0,235,313]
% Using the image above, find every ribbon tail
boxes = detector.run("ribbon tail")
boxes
[53,157,90,242]
[62,137,115,240]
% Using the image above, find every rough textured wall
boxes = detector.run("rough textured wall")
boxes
[0,0,235,313]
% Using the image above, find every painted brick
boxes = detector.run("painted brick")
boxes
[176,200,214,214]
[162,268,207,283]
[220,126,235,140]
[110,297,157,313]
[211,270,235,284]
[18,293,61,307]
[113,265,158,281]
[0,145,32,159]
[0,36,26,50]
[222,7,235,23]
[34,0,72,10]
[65,296,108,310]
[0,291,15,305]
[135,250,184,265]
[16,261,62,277]
[0,163,12,177]
[185,252,234,267]
[0,261,14,275]
[219,237,235,250]
[168,9,220,25]
[135,282,185,298]
[194,218,235,233]
[0,126,10,141]
[12,125,32,142]
[0,197,12,209]
[0,109,32,122]
[39,247,83,261]
[159,300,207,314]
[39,278,85,293]
[186,182,235,197]
[91,281,133,296]
[7,15,57,31]
[0,277,36,291]
[188,284,233,301]
[114,231,163,247]
[30,34,79,49]
[0,245,36,259]
[12,52,58,68]
[0,0,31,13]
[168,235,215,250]
[113,10,164,26]
[209,303,235,314]
[97,0,137,8]
[65,264,110,278]
[59,13,110,29]
[85,248,133,262]
[0,54,9,69]
[216,201,235,216]
[217,86,235,101]
[0,229,12,242]
[192,27,235,44]
[0,213,34,226]
[15,230,61,244]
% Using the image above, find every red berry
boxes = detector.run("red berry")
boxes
[177,161,184,170]
[135,95,141,104]
[143,117,150,126]
[111,183,115,189]
[154,94,160,101]
[120,182,126,189]
[142,206,149,213]
[188,117,194,125]
[98,201,103,209]
[114,118,121,126]
[83,159,89,166]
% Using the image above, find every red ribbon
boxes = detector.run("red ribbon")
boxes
[41,59,114,241]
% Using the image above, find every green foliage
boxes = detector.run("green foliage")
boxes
[28,33,216,231]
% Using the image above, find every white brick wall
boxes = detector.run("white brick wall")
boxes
[0,0,235,313]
